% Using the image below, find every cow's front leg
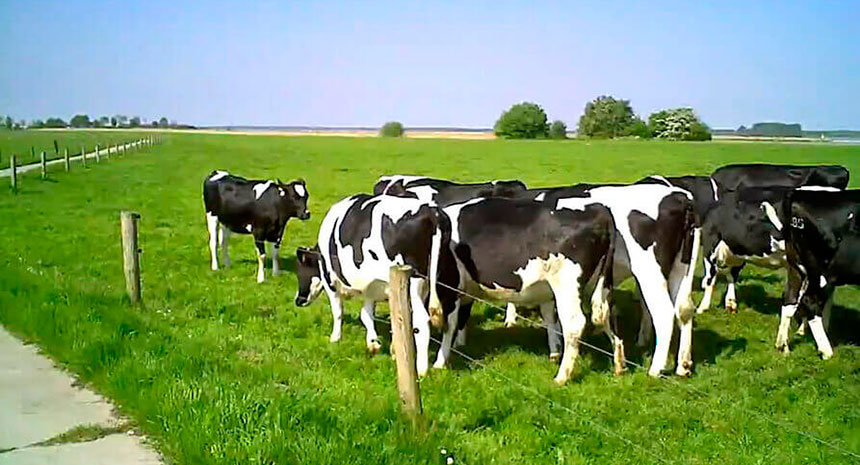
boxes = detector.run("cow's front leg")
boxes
[539,301,562,362]
[206,213,219,271]
[504,303,518,327]
[326,287,344,343]
[549,262,585,386]
[696,249,718,313]
[776,267,803,354]
[359,299,382,354]
[254,239,266,283]
[724,264,744,313]
[271,241,281,276]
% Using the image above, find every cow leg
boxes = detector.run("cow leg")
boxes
[635,286,652,348]
[603,308,626,376]
[809,315,834,359]
[206,212,219,271]
[803,286,835,359]
[633,270,676,377]
[454,300,472,348]
[696,241,719,314]
[432,304,460,370]
[549,262,585,386]
[776,267,803,354]
[359,299,382,354]
[254,239,266,283]
[271,242,281,276]
[540,301,562,362]
[409,277,431,376]
[219,226,231,268]
[326,287,344,343]
[724,263,744,313]
[504,303,518,328]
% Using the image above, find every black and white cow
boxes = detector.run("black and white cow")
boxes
[373,175,527,206]
[775,189,860,359]
[293,194,458,376]
[441,183,700,380]
[641,166,848,314]
[711,163,849,193]
[431,196,619,385]
[203,170,310,282]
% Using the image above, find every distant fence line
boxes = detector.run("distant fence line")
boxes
[6,135,164,193]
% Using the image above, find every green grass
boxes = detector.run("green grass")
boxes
[0,129,151,166]
[1,133,860,464]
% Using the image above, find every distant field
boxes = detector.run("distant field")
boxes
[1,132,859,464]
[0,129,149,166]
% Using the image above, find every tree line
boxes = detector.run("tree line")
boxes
[0,114,184,130]
[493,96,711,141]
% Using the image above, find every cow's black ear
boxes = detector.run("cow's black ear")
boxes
[277,178,284,185]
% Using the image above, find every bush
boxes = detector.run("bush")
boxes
[70,114,91,128]
[624,117,652,138]
[549,120,567,139]
[577,96,637,138]
[494,102,549,139]
[648,108,711,141]
[44,117,67,128]
[379,121,404,137]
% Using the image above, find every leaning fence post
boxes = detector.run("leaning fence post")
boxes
[95,144,100,163]
[120,211,142,304]
[81,145,87,168]
[389,265,423,422]
[64,148,70,171]
[10,155,17,192]
[40,151,47,179]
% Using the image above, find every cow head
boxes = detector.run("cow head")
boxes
[277,178,311,220]
[295,245,324,306]
[491,180,527,198]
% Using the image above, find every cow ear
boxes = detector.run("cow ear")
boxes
[277,178,284,185]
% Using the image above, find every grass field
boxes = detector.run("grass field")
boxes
[1,133,859,464]
[0,129,150,166]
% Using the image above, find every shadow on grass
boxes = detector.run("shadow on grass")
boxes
[828,305,860,346]
[738,283,783,315]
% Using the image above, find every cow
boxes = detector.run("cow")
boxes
[640,166,849,314]
[438,183,700,380]
[775,189,860,359]
[293,194,458,376]
[203,170,310,283]
[711,164,849,193]
[430,196,619,385]
[373,175,527,206]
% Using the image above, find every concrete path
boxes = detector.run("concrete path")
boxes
[0,140,146,178]
[0,326,161,464]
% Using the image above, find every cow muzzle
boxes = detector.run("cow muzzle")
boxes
[300,210,311,220]
[295,296,309,307]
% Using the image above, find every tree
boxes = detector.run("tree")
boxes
[379,121,404,137]
[70,114,91,128]
[158,117,169,127]
[4,116,11,130]
[577,96,637,138]
[129,116,141,127]
[44,117,68,128]
[110,116,117,127]
[494,102,549,139]
[624,117,652,138]
[648,108,711,141]
[151,121,159,127]
[549,120,567,139]
[30,119,45,128]
[114,115,128,127]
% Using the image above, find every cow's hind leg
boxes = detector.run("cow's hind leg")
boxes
[776,267,803,354]
[206,212,219,271]
[272,241,281,276]
[540,301,562,362]
[326,287,344,343]
[219,226,231,268]
[548,261,585,386]
[504,303,518,327]
[254,239,266,283]
[359,299,382,354]
[725,263,744,313]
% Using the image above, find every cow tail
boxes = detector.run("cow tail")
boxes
[590,211,616,327]
[677,204,700,322]
[427,207,449,330]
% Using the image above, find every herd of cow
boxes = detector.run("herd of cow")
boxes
[202,164,856,385]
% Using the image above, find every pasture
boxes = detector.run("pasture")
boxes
[1,132,859,464]
[0,129,148,166]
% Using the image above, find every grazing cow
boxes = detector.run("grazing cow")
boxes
[203,170,310,282]
[373,175,527,206]
[431,196,618,385]
[503,183,701,376]
[711,163,849,193]
[775,189,860,359]
[641,167,848,313]
[293,194,457,376]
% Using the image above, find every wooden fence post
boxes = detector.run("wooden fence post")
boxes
[120,211,142,304]
[30,146,35,163]
[81,145,87,168]
[10,155,17,192]
[64,148,70,171]
[40,151,47,179]
[95,144,100,163]
[389,265,423,422]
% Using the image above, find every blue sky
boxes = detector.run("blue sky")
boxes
[1,1,857,129]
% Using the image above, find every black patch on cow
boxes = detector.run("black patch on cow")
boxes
[327,229,349,287]
[338,195,379,266]
[628,210,656,250]
[381,205,435,272]
[380,177,527,206]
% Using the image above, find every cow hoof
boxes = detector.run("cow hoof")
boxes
[504,320,516,328]
[725,300,738,313]
[329,334,341,343]
[432,361,447,370]
[614,366,628,377]
[675,363,693,377]
[821,350,833,360]
[795,325,806,336]
[549,353,561,364]
[417,367,429,377]
[211,265,219,271]
[272,270,281,277]
[553,376,568,386]
[696,307,707,314]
